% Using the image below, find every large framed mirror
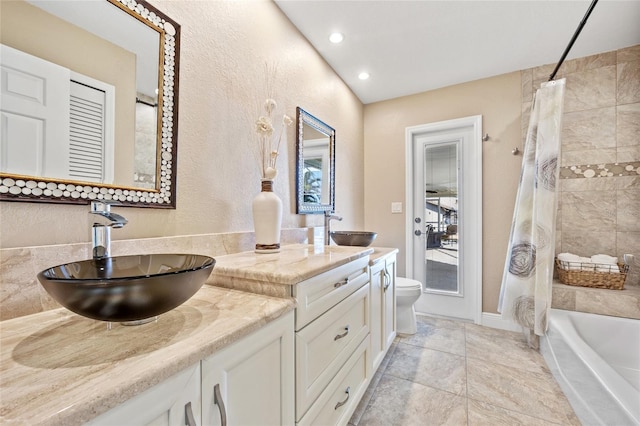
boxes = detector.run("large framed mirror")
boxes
[295,107,335,214]
[0,0,180,208]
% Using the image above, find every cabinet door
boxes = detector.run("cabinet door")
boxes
[202,311,294,426]
[88,364,201,426]
[369,262,385,371]
[383,256,397,351]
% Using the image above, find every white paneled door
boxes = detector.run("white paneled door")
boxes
[406,116,482,322]
[0,44,70,178]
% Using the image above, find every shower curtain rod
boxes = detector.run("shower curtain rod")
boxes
[548,0,599,81]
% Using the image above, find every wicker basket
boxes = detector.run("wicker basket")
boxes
[555,258,629,290]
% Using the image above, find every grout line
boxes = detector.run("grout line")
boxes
[398,339,465,357]
[465,395,568,426]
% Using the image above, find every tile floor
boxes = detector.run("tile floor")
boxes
[350,315,580,425]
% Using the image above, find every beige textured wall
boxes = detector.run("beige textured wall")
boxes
[363,72,523,313]
[0,0,365,248]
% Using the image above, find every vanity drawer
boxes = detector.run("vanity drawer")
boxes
[294,256,369,331]
[295,283,369,418]
[297,336,370,426]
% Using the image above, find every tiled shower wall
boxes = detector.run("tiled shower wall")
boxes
[521,44,640,288]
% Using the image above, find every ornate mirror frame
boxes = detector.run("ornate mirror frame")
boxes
[0,0,180,208]
[295,107,336,214]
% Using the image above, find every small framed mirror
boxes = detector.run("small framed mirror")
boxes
[295,107,335,214]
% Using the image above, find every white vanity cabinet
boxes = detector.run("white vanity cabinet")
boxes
[88,363,202,426]
[201,312,295,426]
[369,252,397,371]
[202,245,399,426]
[89,311,294,426]
[293,256,372,426]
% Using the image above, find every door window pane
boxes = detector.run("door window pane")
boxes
[424,143,459,293]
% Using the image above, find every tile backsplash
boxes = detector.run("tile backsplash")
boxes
[0,228,315,321]
[560,161,640,179]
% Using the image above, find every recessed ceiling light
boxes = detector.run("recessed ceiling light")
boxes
[329,32,344,43]
[358,72,370,80]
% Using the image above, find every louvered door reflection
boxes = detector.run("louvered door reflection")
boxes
[69,81,107,183]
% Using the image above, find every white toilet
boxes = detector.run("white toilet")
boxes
[395,277,422,334]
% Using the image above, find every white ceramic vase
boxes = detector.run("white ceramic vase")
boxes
[252,179,282,253]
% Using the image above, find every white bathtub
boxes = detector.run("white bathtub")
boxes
[541,309,640,425]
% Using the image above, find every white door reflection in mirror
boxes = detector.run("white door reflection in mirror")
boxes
[0,44,69,178]
[1,44,115,184]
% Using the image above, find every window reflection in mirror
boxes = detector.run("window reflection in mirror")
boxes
[302,125,330,204]
[296,108,335,214]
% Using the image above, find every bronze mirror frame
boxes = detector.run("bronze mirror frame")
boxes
[0,0,180,208]
[295,107,335,214]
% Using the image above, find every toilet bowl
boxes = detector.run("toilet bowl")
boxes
[396,277,422,334]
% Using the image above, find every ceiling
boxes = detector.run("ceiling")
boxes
[275,1,640,104]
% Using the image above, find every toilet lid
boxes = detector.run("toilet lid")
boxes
[396,277,422,290]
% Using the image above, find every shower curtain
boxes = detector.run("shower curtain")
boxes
[498,79,566,347]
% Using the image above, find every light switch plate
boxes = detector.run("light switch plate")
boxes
[391,202,403,213]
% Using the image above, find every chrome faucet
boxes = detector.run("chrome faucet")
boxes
[324,210,343,246]
[90,201,127,259]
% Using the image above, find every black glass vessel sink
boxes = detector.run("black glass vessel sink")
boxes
[330,231,378,247]
[37,254,215,322]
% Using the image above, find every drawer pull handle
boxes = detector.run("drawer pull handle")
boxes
[214,383,228,426]
[334,325,350,341]
[185,401,197,426]
[334,386,351,410]
[334,278,349,288]
[383,270,391,291]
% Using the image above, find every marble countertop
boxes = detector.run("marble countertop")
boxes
[0,286,295,426]
[369,247,399,265]
[209,244,374,285]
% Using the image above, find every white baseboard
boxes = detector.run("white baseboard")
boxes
[480,312,522,332]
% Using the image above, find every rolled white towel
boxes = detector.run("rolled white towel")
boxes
[580,260,596,271]
[557,253,585,270]
[579,257,593,271]
[594,263,620,273]
[563,256,593,271]
[591,254,618,264]
[557,253,621,273]
[595,263,620,274]
[558,252,581,262]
